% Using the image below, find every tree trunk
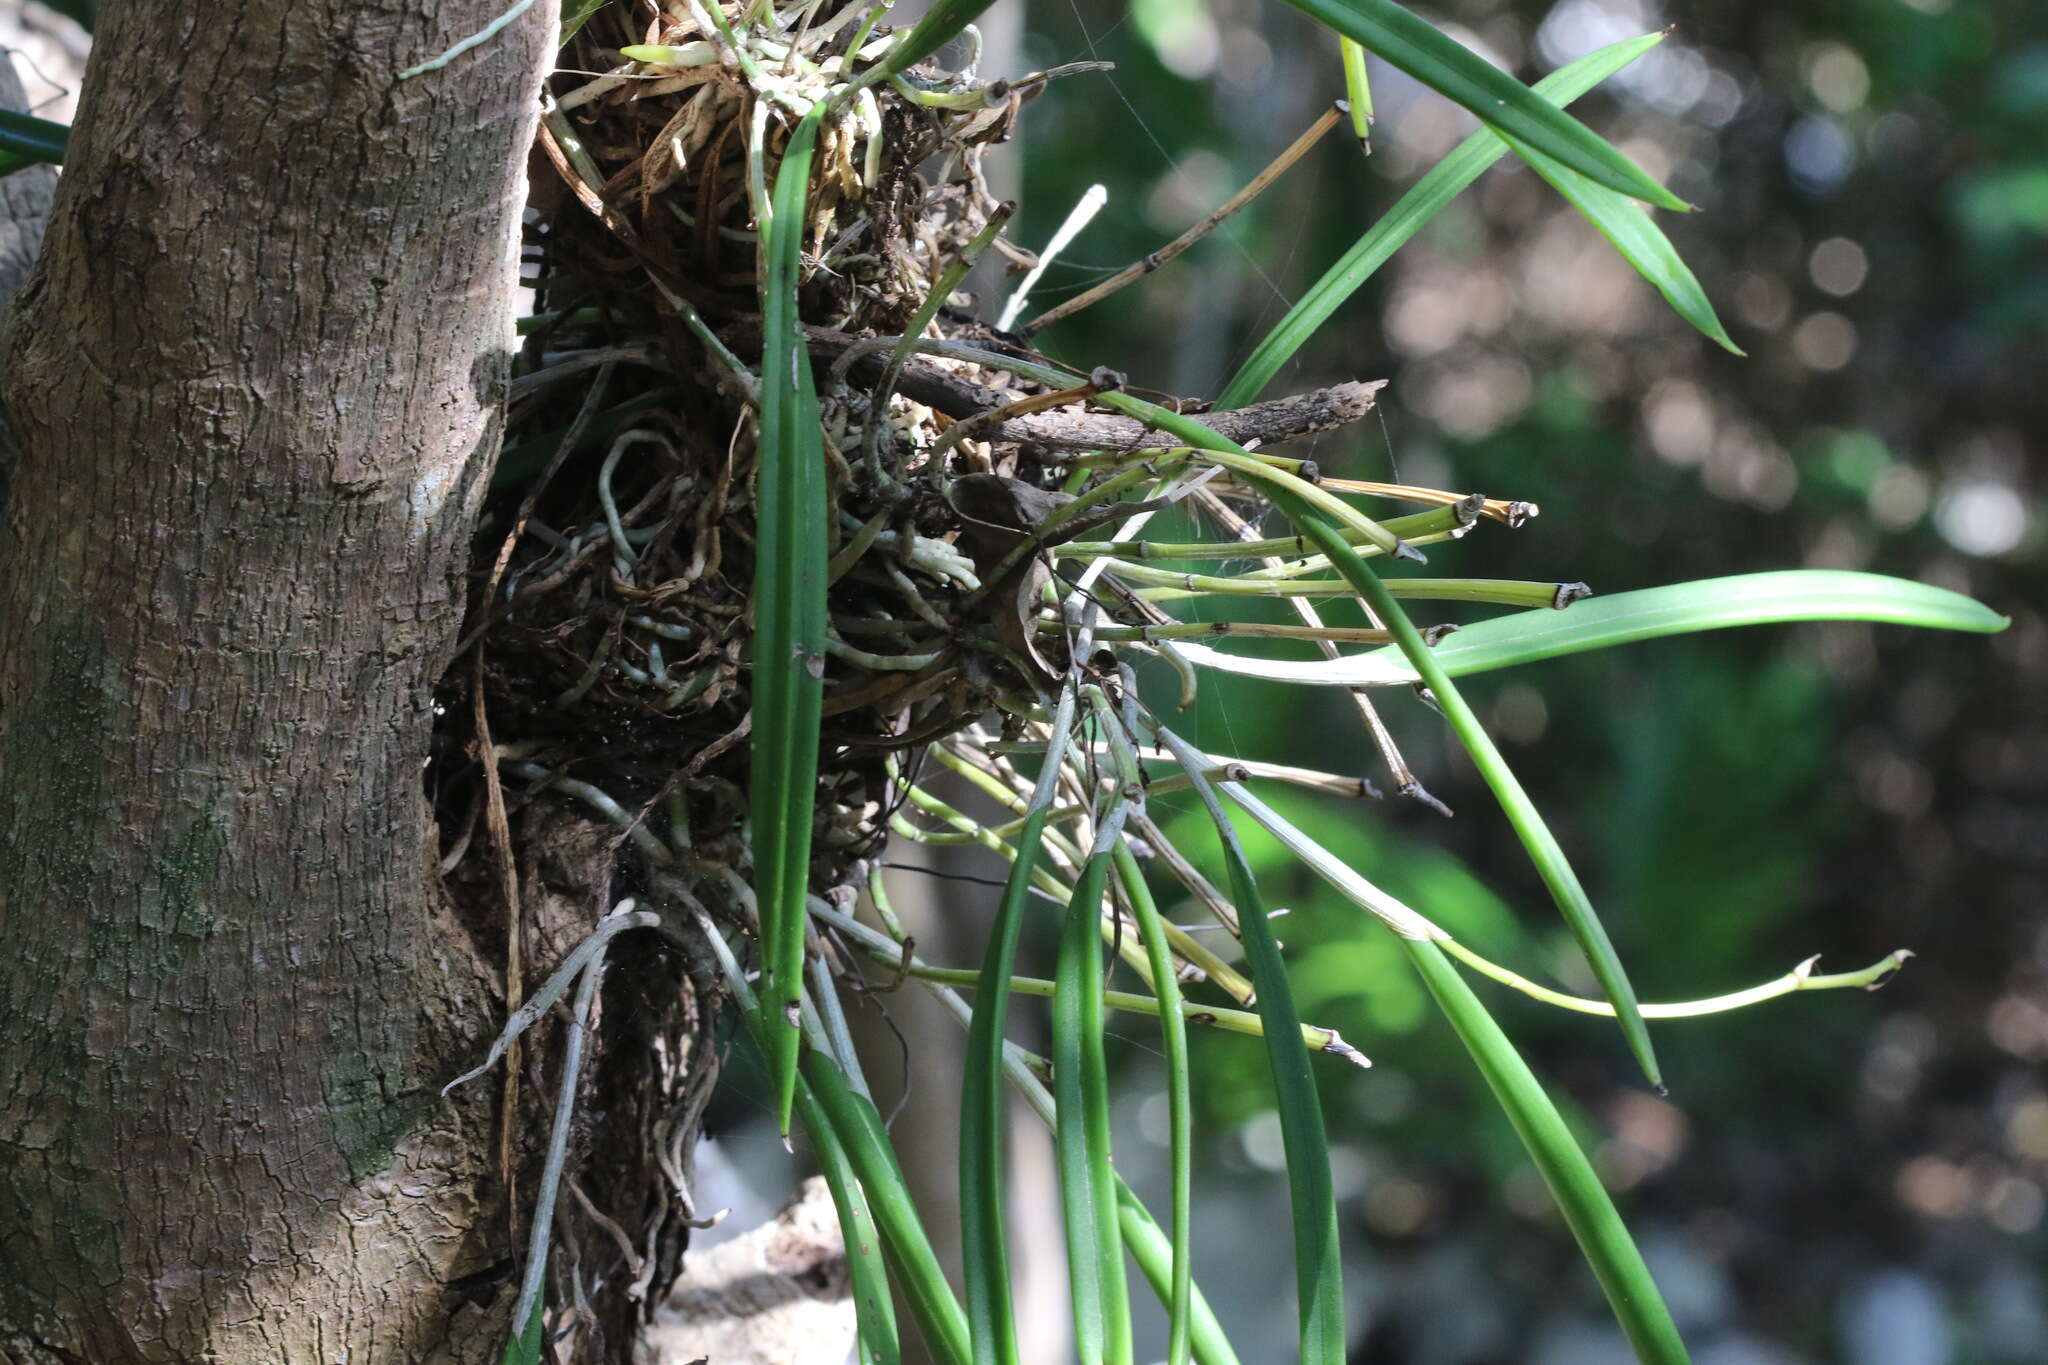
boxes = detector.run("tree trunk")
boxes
[0,2,551,1359]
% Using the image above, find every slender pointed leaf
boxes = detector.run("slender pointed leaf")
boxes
[1220,32,1666,408]
[1275,0,1686,209]
[704,913,960,1365]
[1156,727,1345,1365]
[752,107,830,1138]
[806,1057,971,1365]
[1403,938,1689,1364]
[1499,129,1739,352]
[871,877,1259,1365]
[800,1088,902,1365]
[1116,1179,1245,1365]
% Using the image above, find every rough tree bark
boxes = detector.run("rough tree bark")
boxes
[0,50,55,481]
[0,2,551,1359]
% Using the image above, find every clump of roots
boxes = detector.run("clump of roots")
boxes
[452,3,1092,881]
[432,4,1121,1348]
[430,3,1531,1352]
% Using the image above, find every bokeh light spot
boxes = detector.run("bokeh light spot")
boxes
[1809,236,1870,295]
[1734,272,1792,330]
[1786,116,1857,195]
[1935,479,2028,557]
[1896,1155,1971,1218]
[1804,42,1872,113]
[1792,311,1859,370]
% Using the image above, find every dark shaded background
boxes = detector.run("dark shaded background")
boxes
[996,1,2044,1361]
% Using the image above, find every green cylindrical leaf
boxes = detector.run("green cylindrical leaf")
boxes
[1116,1179,1245,1365]
[0,108,69,170]
[752,108,831,1138]
[1053,840,1131,1365]
[798,1087,902,1365]
[807,1056,972,1365]
[961,691,1080,1365]
[1114,845,1194,1365]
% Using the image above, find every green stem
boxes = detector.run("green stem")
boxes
[1444,941,1913,1018]
[1156,726,1345,1365]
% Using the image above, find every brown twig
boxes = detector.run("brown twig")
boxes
[469,654,525,1233]
[739,321,1388,451]
[926,375,1107,476]
[1022,103,1344,334]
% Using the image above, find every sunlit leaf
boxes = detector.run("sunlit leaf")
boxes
[1169,572,2010,688]
[1499,129,1741,353]
[1219,32,1667,408]
[1274,0,1685,208]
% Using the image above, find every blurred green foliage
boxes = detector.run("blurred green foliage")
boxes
[1006,0,2044,1356]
